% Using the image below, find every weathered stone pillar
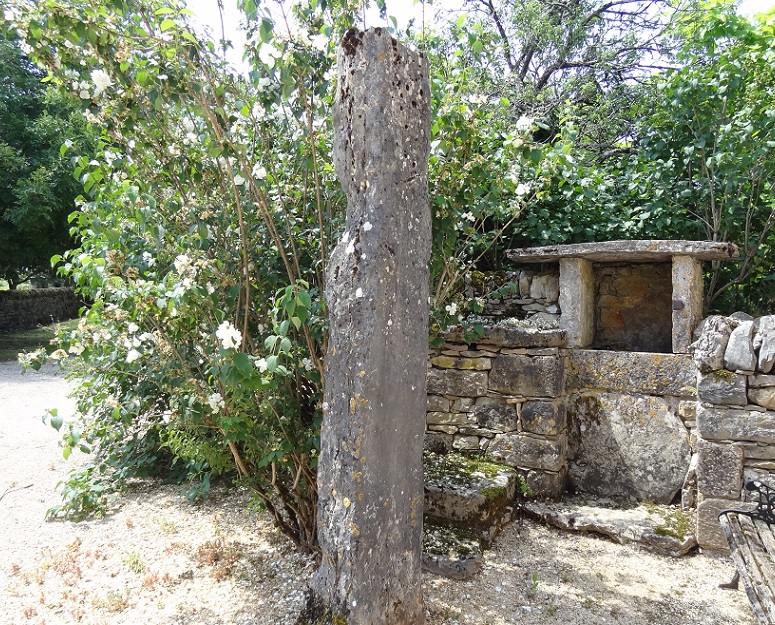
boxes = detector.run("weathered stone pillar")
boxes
[558,257,594,348]
[302,28,431,625]
[672,255,704,353]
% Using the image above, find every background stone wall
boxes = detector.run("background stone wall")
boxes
[0,287,82,331]
[465,269,560,325]
[426,326,567,498]
[593,262,673,353]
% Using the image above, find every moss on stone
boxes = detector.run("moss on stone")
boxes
[712,368,736,383]
[643,502,693,540]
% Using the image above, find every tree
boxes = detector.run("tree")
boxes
[0,26,92,288]
[622,4,775,311]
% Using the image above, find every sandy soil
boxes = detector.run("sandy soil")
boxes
[0,361,758,625]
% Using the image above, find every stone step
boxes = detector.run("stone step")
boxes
[422,452,518,579]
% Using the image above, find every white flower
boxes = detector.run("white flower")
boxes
[252,163,267,179]
[216,321,242,350]
[461,211,475,222]
[128,322,139,334]
[515,116,534,132]
[258,44,280,68]
[515,183,531,197]
[445,302,458,316]
[68,343,85,355]
[142,251,155,267]
[234,175,246,186]
[302,357,314,371]
[173,254,191,274]
[207,392,225,414]
[126,349,141,363]
[255,357,268,373]
[162,410,173,424]
[91,69,113,97]
[309,34,328,51]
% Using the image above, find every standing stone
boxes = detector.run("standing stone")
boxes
[757,315,775,373]
[671,255,704,353]
[724,320,756,372]
[304,29,430,625]
[558,258,594,348]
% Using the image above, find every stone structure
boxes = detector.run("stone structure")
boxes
[692,315,775,550]
[426,240,775,549]
[309,28,430,625]
[0,287,82,331]
[426,326,568,499]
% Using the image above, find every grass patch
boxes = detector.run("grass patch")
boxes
[0,318,79,361]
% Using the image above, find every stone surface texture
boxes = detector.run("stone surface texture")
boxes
[558,257,594,348]
[565,349,695,396]
[672,255,704,354]
[724,320,757,372]
[567,392,691,503]
[697,371,748,406]
[692,315,734,373]
[312,28,430,625]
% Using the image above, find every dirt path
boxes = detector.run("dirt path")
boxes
[0,361,759,625]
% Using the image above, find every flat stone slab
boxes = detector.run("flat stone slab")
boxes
[422,522,483,580]
[523,497,698,557]
[442,325,566,348]
[507,240,739,263]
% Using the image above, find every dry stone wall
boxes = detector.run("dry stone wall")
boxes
[692,314,775,551]
[0,287,82,331]
[465,269,560,326]
[426,326,568,499]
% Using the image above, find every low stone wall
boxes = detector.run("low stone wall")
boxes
[425,326,568,498]
[692,315,775,551]
[0,287,82,331]
[465,270,560,325]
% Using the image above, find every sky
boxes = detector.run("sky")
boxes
[184,0,775,70]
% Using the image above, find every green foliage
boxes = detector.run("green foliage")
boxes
[624,5,775,311]
[0,26,95,288]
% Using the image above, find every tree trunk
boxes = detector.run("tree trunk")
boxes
[299,27,431,625]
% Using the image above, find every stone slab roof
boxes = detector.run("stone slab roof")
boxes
[506,240,739,263]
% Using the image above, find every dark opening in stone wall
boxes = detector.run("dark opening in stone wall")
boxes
[592,262,673,353]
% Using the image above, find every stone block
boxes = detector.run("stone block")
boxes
[748,386,775,410]
[678,400,696,421]
[521,400,566,436]
[452,435,481,451]
[724,320,756,373]
[756,315,775,372]
[427,424,460,435]
[424,432,453,454]
[473,397,517,432]
[558,257,594,348]
[529,272,560,301]
[692,315,734,373]
[451,397,475,411]
[488,432,567,472]
[427,411,471,427]
[426,368,488,397]
[565,350,695,397]
[740,442,775,460]
[697,371,747,406]
[430,356,491,371]
[672,255,704,354]
[567,392,691,504]
[696,439,743,499]
[696,498,733,552]
[427,395,452,412]
[489,354,563,398]
[443,326,566,349]
[523,468,565,500]
[697,404,775,444]
[750,374,775,388]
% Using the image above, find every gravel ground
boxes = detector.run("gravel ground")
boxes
[0,361,758,625]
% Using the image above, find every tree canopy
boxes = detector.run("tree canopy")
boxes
[0,27,93,288]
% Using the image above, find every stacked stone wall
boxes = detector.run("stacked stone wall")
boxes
[465,269,560,326]
[0,287,82,331]
[692,314,775,551]
[425,326,568,498]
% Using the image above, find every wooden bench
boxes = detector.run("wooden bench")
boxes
[718,480,775,625]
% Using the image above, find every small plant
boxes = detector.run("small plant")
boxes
[545,603,558,616]
[528,571,539,594]
[123,551,145,574]
[94,590,130,612]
